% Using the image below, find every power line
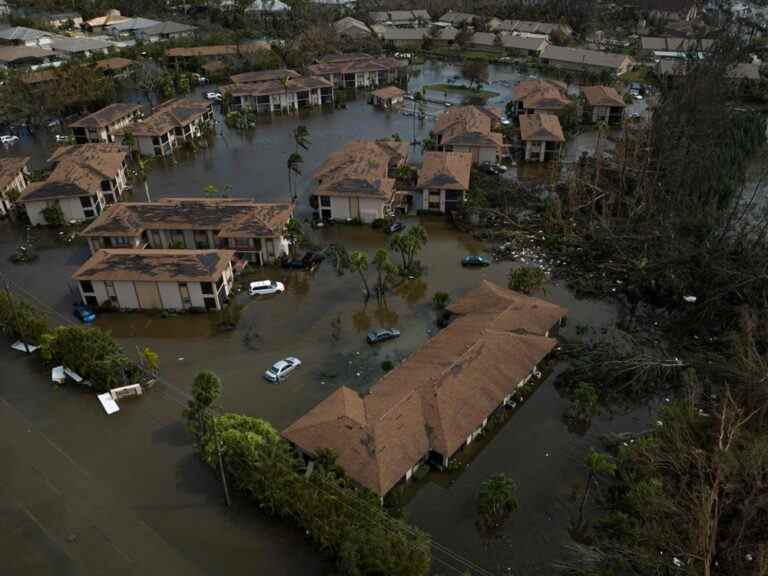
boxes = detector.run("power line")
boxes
[2,274,497,576]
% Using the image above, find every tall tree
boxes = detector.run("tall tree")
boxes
[349,251,371,300]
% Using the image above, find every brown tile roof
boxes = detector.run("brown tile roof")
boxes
[230,69,300,84]
[70,103,142,129]
[95,57,135,71]
[0,156,30,191]
[222,75,332,97]
[417,151,472,191]
[307,54,407,76]
[582,85,625,108]
[72,249,235,283]
[371,85,406,99]
[519,113,565,143]
[433,105,505,149]
[165,43,271,58]
[81,198,292,238]
[283,280,566,495]
[512,79,570,110]
[19,144,128,202]
[125,98,211,137]
[314,139,408,200]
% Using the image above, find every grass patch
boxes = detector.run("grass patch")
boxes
[423,83,499,99]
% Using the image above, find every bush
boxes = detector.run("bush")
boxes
[371,218,386,230]
[432,291,450,309]
[40,326,135,391]
[381,359,395,372]
[477,473,518,531]
[41,204,65,227]
[508,267,547,294]
[199,414,432,576]
[0,292,48,344]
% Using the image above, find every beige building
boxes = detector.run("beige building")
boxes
[70,103,143,144]
[509,79,570,118]
[417,151,472,213]
[540,45,634,76]
[433,106,505,164]
[17,144,128,226]
[81,198,293,265]
[222,75,334,113]
[124,98,214,157]
[369,85,406,108]
[283,281,567,497]
[581,85,626,125]
[73,249,235,311]
[312,139,408,223]
[0,156,30,217]
[519,113,565,162]
[307,53,407,89]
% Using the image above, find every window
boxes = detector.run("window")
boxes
[320,196,331,207]
[152,137,160,145]
[179,283,191,306]
[253,238,262,250]
[110,236,131,247]
[428,191,441,211]
[201,282,213,295]
[154,147,162,156]
[80,196,92,208]
[80,280,94,293]
[266,240,275,257]
[105,281,117,303]
[101,180,111,192]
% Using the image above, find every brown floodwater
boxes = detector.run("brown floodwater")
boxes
[0,59,655,575]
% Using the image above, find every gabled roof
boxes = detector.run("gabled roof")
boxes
[106,17,162,33]
[81,198,293,238]
[125,98,211,137]
[370,9,431,23]
[439,10,478,25]
[49,37,113,54]
[0,26,57,43]
[85,11,129,28]
[433,106,504,149]
[230,69,300,84]
[417,151,472,191]
[139,21,197,37]
[519,113,565,142]
[541,45,632,70]
[582,85,625,107]
[0,156,30,191]
[512,79,570,110]
[73,249,235,283]
[70,103,142,129]
[165,43,271,57]
[307,54,407,76]
[222,75,332,97]
[382,27,427,41]
[95,57,134,71]
[18,144,127,202]
[245,0,291,12]
[314,139,407,200]
[0,45,55,63]
[371,85,406,99]
[334,16,371,36]
[283,280,566,495]
[490,19,572,36]
[640,36,713,51]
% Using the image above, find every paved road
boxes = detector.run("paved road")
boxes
[0,350,325,576]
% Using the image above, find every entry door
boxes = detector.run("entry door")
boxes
[135,282,162,309]
[349,197,360,219]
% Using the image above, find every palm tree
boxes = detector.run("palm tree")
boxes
[478,473,518,520]
[349,251,371,300]
[204,184,219,198]
[287,152,303,202]
[293,125,310,152]
[284,218,303,256]
[372,249,395,301]
[576,449,616,530]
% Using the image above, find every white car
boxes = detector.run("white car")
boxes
[501,116,511,125]
[55,135,70,143]
[249,280,285,296]
[0,135,19,145]
[205,92,222,101]
[264,357,301,382]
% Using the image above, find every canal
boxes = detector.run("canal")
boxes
[0,59,653,575]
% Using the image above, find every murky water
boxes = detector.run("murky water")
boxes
[0,59,656,575]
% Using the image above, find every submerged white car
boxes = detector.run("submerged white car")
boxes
[249,280,285,296]
[206,92,222,101]
[264,357,302,382]
[0,135,19,145]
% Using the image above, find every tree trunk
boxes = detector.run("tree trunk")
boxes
[358,271,370,300]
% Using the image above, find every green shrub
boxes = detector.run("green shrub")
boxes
[508,267,547,294]
[0,292,48,344]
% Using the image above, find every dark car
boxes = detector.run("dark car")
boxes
[73,304,96,323]
[462,255,491,267]
[386,221,405,234]
[282,251,325,270]
[367,328,401,344]
[480,162,508,176]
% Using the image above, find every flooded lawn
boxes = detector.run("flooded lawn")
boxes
[0,59,650,575]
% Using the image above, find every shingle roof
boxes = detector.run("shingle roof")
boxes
[519,113,565,142]
[314,139,408,200]
[49,37,112,53]
[491,19,571,36]
[283,280,566,495]
[166,43,271,58]
[370,9,431,23]
[541,45,632,70]
[334,16,371,36]
[307,54,406,76]
[72,249,235,283]
[433,106,504,149]
[417,151,472,191]
[95,57,134,71]
[0,45,55,64]
[245,0,291,12]
[0,26,57,42]
[139,21,197,36]
[230,69,300,83]
[0,156,30,191]
[512,79,570,110]
[640,36,713,51]
[222,75,332,97]
[371,85,406,99]
[70,103,142,129]
[582,85,625,107]
[439,10,478,25]
[81,198,292,238]
[125,98,211,137]
[382,27,427,41]
[18,144,127,202]
[106,17,162,32]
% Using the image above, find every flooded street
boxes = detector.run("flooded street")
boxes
[0,59,652,575]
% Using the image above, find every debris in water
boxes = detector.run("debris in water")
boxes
[672,557,683,568]
[683,295,697,303]
[178,357,184,361]
[656,420,664,426]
